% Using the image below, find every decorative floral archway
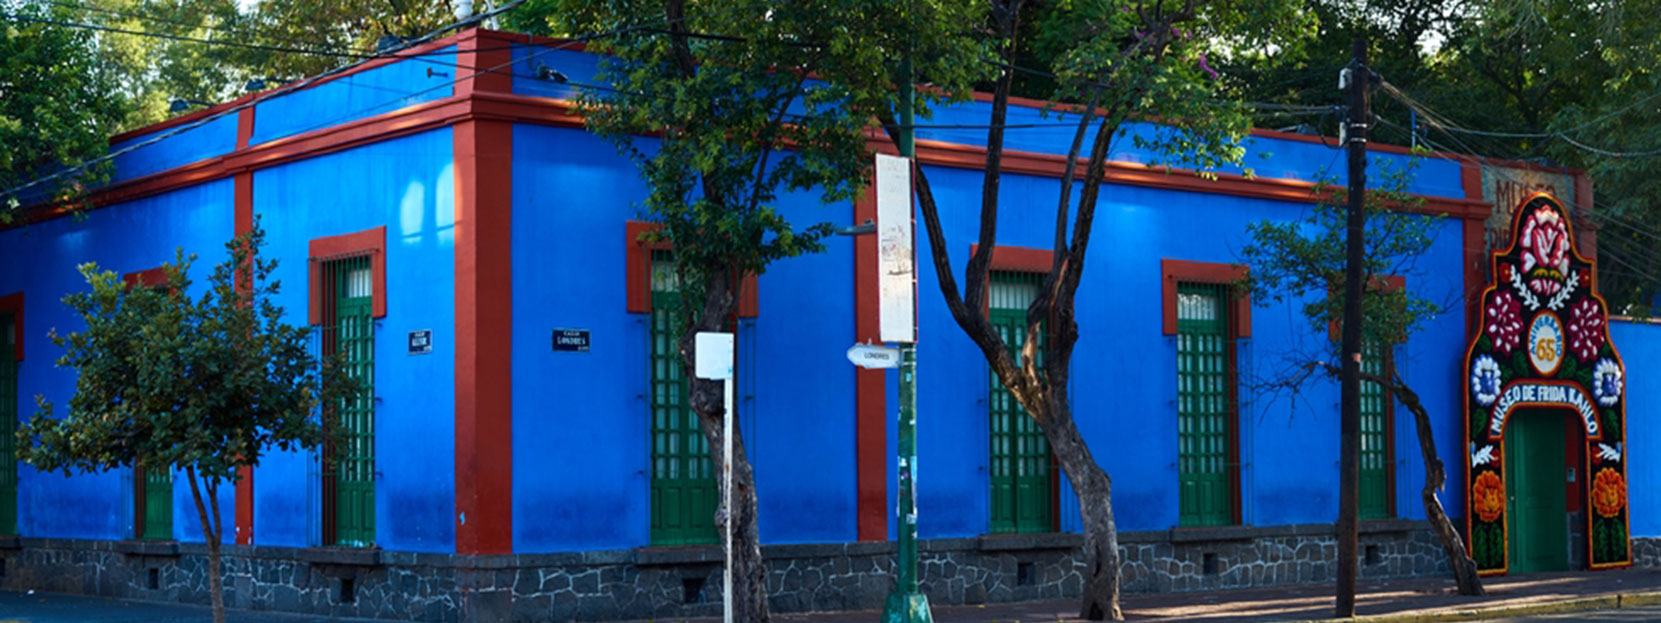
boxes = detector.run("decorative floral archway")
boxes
[1464,193,1630,574]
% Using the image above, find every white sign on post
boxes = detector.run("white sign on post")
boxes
[846,343,901,369]
[876,153,916,344]
[692,331,735,623]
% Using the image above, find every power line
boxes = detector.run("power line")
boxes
[43,0,362,54]
[2,12,366,59]
[2,0,533,207]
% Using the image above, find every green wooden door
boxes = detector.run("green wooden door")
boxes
[139,463,172,540]
[1506,410,1567,573]
[988,272,1052,534]
[1359,339,1392,520]
[0,313,15,534]
[328,257,375,547]
[1177,283,1233,527]
[648,252,717,545]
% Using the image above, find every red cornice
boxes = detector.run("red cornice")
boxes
[30,89,1491,232]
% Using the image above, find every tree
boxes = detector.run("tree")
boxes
[0,0,127,219]
[1229,0,1661,315]
[516,1,982,620]
[885,1,1306,618]
[17,225,361,623]
[1236,166,1486,596]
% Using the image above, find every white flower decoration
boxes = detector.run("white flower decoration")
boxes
[1471,355,1502,407]
[1593,358,1623,407]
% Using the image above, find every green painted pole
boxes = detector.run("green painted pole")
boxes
[881,41,932,623]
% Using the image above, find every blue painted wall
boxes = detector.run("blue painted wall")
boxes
[509,125,859,551]
[1613,321,1661,537]
[0,180,234,541]
[906,164,1469,537]
[109,115,239,185]
[250,49,457,147]
[252,128,457,553]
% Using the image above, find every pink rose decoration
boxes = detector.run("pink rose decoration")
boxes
[1520,209,1571,298]
[1487,291,1524,355]
[1567,298,1606,361]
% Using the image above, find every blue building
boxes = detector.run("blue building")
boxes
[0,27,1654,622]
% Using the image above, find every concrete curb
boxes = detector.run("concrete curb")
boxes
[1284,590,1661,623]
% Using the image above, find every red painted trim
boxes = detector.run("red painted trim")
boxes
[1159,259,1251,338]
[453,119,514,555]
[624,220,759,317]
[852,183,886,541]
[1464,218,1487,335]
[0,292,21,361]
[307,226,388,325]
[454,30,514,97]
[122,267,170,288]
[108,30,473,145]
[236,108,256,151]
[968,243,1056,273]
[907,139,1491,221]
[234,171,255,546]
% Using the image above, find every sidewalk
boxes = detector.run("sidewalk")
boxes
[757,568,1661,623]
[2,569,1659,622]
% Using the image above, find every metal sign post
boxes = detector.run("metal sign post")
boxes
[876,149,930,623]
[694,331,735,623]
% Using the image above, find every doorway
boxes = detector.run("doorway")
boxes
[1505,408,1569,573]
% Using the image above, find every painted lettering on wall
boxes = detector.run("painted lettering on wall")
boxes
[1487,382,1599,439]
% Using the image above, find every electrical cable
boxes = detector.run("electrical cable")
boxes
[1,0,533,206]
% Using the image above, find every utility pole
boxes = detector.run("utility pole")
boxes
[881,22,932,623]
[1336,37,1368,619]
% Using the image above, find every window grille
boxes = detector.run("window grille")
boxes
[988,271,1053,534]
[1176,282,1234,527]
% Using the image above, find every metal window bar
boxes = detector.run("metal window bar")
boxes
[0,314,14,535]
[322,255,376,547]
[988,271,1053,534]
[648,250,717,546]
[1359,338,1392,519]
[1176,283,1234,527]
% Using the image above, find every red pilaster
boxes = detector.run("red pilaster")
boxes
[1460,163,1491,337]
[454,30,513,98]
[235,106,256,545]
[454,118,514,555]
[853,184,886,540]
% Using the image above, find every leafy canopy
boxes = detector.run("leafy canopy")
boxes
[0,0,127,214]
[1238,163,1445,350]
[18,224,361,483]
[521,0,989,291]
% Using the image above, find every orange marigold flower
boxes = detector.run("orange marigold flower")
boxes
[1473,471,1505,523]
[1592,468,1626,519]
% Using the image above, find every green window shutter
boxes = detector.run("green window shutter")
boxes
[988,271,1053,534]
[1359,339,1392,520]
[327,256,376,547]
[1176,283,1234,527]
[0,314,15,535]
[648,251,717,546]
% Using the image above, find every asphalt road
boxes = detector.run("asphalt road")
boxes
[1488,605,1661,622]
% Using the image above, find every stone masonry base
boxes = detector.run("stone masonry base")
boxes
[0,521,1480,622]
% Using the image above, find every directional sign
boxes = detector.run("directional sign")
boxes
[846,343,901,369]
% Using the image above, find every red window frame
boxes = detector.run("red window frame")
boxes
[625,221,757,317]
[308,226,387,325]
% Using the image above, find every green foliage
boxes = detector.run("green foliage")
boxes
[17,224,362,484]
[524,0,989,306]
[1229,0,1661,314]
[0,0,126,217]
[1237,162,1445,350]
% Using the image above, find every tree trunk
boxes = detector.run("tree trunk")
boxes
[680,270,770,623]
[185,466,227,623]
[1042,404,1122,620]
[1376,369,1485,596]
